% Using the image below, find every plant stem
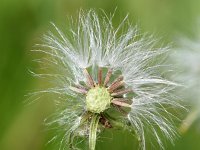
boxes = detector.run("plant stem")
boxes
[179,108,200,134]
[89,114,100,150]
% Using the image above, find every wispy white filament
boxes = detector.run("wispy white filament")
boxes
[171,37,200,106]
[32,10,182,150]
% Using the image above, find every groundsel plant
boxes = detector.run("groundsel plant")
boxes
[31,10,182,150]
[171,36,200,134]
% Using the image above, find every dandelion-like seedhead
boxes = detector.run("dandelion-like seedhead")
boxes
[171,38,200,106]
[171,35,200,133]
[32,10,182,150]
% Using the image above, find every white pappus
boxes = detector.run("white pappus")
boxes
[31,10,183,150]
[171,35,200,134]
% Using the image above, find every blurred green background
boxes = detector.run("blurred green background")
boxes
[0,0,200,150]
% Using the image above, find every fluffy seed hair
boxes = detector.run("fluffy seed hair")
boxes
[171,37,200,106]
[171,35,200,134]
[31,10,182,150]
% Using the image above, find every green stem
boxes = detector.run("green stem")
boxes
[179,108,200,134]
[89,114,100,150]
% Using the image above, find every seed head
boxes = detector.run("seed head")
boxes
[171,33,200,133]
[31,10,183,150]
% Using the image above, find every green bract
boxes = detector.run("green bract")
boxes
[86,86,111,113]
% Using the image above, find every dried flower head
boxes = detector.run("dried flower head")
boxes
[171,35,200,133]
[31,10,182,150]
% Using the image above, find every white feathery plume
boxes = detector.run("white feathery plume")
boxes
[31,10,182,150]
[171,32,200,134]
